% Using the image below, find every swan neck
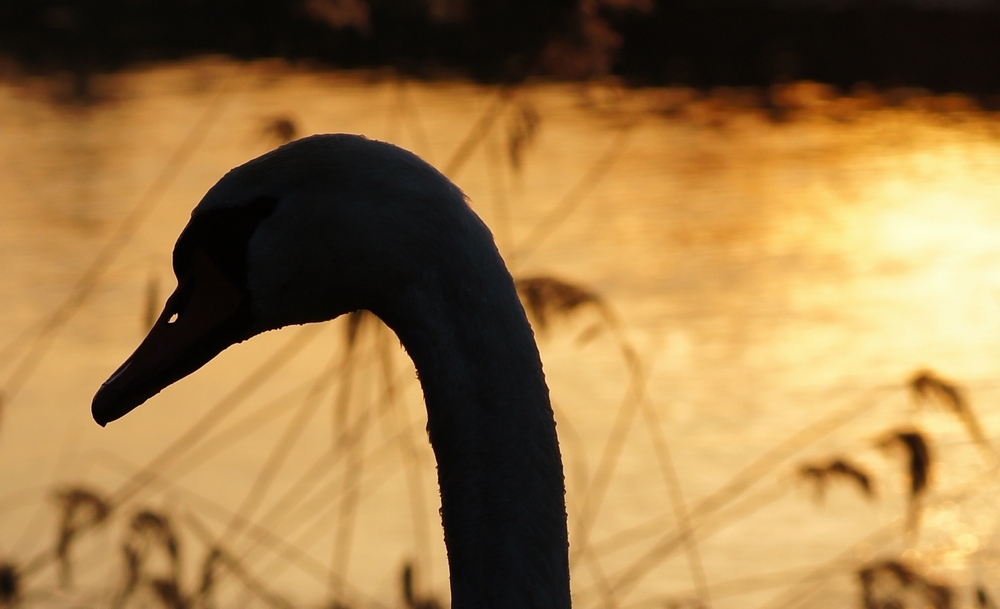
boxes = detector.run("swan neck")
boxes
[385,268,571,609]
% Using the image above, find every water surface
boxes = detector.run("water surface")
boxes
[2,60,1000,608]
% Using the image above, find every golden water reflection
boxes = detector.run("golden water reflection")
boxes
[2,60,1000,608]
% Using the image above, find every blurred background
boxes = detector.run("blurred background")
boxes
[3,1,1000,608]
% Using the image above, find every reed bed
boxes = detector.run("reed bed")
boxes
[2,66,1000,609]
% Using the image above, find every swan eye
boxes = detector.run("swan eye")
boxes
[167,313,179,324]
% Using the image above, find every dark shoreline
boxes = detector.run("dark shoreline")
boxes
[2,1,999,95]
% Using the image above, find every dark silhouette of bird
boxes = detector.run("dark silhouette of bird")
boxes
[92,134,572,609]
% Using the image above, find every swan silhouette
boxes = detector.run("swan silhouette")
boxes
[92,134,572,608]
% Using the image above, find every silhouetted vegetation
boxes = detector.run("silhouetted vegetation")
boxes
[858,560,951,609]
[196,548,221,609]
[0,564,18,609]
[2,1,1000,95]
[515,276,601,333]
[400,562,443,609]
[261,116,300,145]
[910,369,992,460]
[978,586,998,609]
[2,72,1000,608]
[3,324,999,608]
[877,429,932,535]
[52,487,110,588]
[799,458,876,502]
[505,100,541,172]
[116,510,183,609]
[878,430,931,500]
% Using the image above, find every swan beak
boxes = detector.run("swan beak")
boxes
[92,249,250,426]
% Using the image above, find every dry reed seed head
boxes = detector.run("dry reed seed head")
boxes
[908,369,991,454]
[261,116,298,144]
[909,369,966,414]
[54,487,111,526]
[401,562,415,605]
[150,578,187,609]
[976,587,999,609]
[127,510,180,563]
[898,432,931,498]
[52,487,112,587]
[797,458,876,501]
[0,564,18,604]
[799,465,831,502]
[514,276,601,332]
[827,459,876,498]
[877,430,932,499]
[858,560,951,609]
[399,562,443,609]
[119,527,187,609]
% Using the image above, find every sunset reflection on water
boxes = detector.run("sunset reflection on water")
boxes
[2,60,1000,608]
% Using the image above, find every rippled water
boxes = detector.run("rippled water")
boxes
[3,59,1000,608]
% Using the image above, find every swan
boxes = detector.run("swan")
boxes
[91,134,572,609]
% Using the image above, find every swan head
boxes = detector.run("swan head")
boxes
[92,134,486,426]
